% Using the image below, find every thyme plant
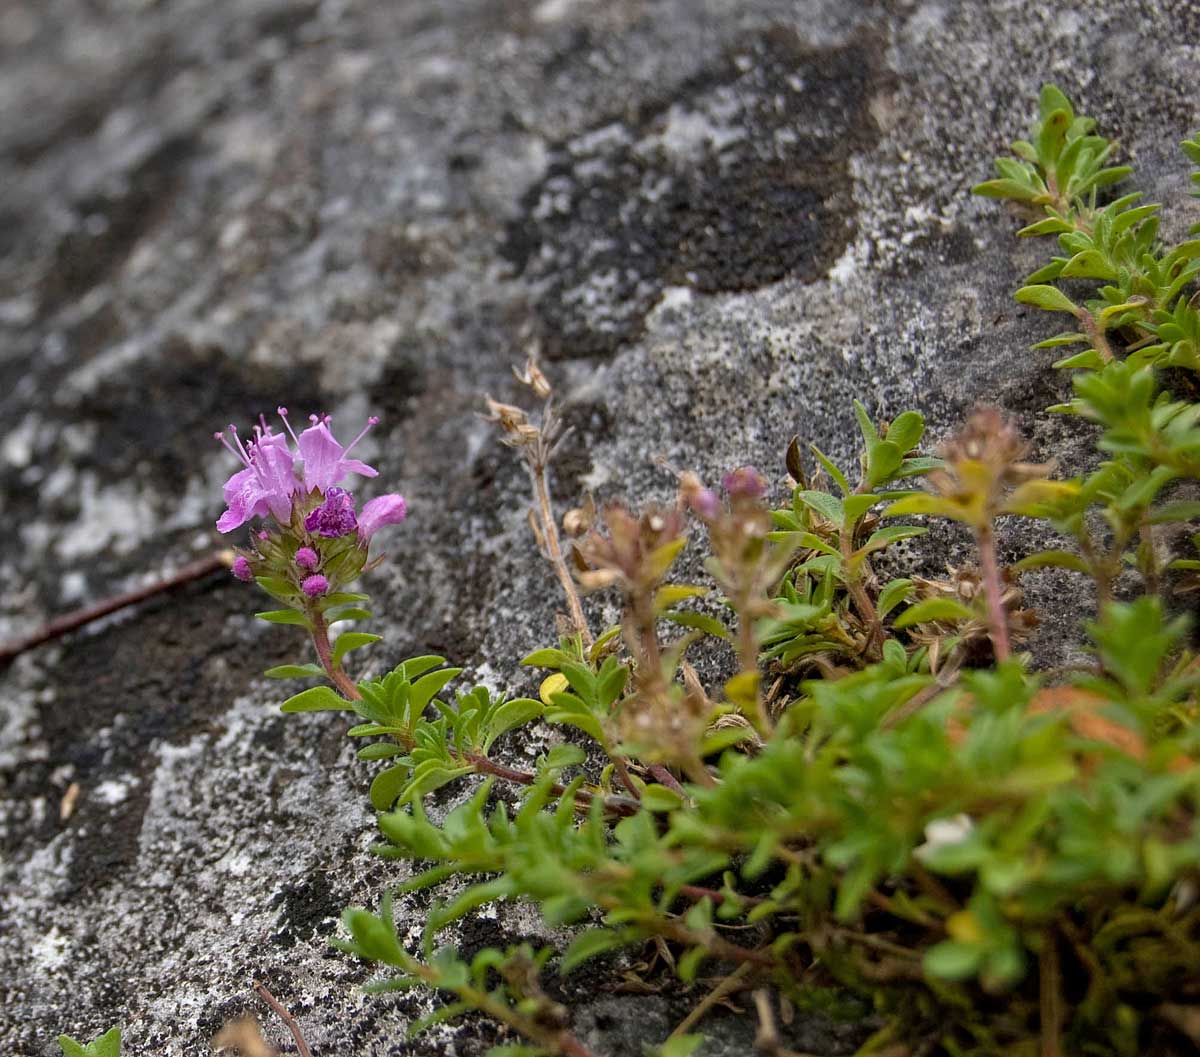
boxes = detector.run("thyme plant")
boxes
[68,85,1200,1057]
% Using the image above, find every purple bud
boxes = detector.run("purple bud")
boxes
[295,546,319,570]
[304,487,359,538]
[690,487,720,519]
[721,466,767,499]
[357,493,408,543]
[232,556,254,582]
[301,574,329,597]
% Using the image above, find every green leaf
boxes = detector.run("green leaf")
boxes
[256,609,312,627]
[411,668,464,712]
[1148,501,1200,524]
[877,578,915,618]
[483,698,544,752]
[1015,285,1078,314]
[520,647,574,669]
[255,575,299,601]
[370,763,413,811]
[333,632,382,667]
[543,744,586,771]
[1032,331,1087,349]
[798,490,845,525]
[641,785,685,812]
[91,1029,122,1057]
[896,456,944,476]
[1060,250,1118,281]
[560,928,631,973]
[809,445,851,495]
[884,411,925,454]
[1013,550,1089,573]
[662,610,732,640]
[57,1040,89,1057]
[1017,216,1074,236]
[326,606,372,624]
[1052,349,1106,370]
[893,597,974,628]
[263,663,326,679]
[853,399,879,444]
[357,742,405,761]
[972,178,1038,201]
[646,1036,707,1057]
[280,686,354,713]
[859,525,927,553]
[924,940,983,981]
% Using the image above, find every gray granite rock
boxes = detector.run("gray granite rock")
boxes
[2,0,1199,1054]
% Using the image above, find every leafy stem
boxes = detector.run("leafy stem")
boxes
[974,524,1011,663]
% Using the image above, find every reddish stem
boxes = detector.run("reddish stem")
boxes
[975,525,1011,663]
[254,980,314,1057]
[309,610,361,700]
[0,553,228,665]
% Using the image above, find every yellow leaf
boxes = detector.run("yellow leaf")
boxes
[724,671,760,709]
[540,672,569,706]
[946,911,985,945]
[653,584,708,614]
[646,536,687,579]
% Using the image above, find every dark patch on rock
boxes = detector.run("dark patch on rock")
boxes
[5,580,268,895]
[67,336,322,494]
[502,27,886,359]
[36,135,196,317]
[271,872,339,948]
[368,354,430,424]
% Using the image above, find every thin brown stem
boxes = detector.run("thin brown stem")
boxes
[678,884,766,909]
[1139,522,1160,595]
[975,525,1011,662]
[530,455,591,648]
[840,528,883,663]
[0,552,229,665]
[1039,929,1063,1057]
[467,753,640,818]
[670,962,755,1039]
[648,764,685,794]
[1077,309,1114,364]
[254,981,313,1057]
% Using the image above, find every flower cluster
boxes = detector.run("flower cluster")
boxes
[216,409,407,599]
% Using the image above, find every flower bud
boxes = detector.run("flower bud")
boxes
[295,546,319,570]
[301,574,329,597]
[232,556,254,582]
[721,466,767,499]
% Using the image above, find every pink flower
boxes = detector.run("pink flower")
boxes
[301,574,329,597]
[295,546,319,570]
[232,556,254,582]
[215,429,298,532]
[357,494,407,542]
[295,414,379,494]
[215,409,382,533]
[721,466,767,499]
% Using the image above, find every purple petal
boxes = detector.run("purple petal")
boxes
[358,494,408,542]
[338,457,378,479]
[217,469,269,532]
[222,465,258,505]
[297,421,344,493]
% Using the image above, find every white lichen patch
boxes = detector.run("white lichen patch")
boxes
[55,475,159,560]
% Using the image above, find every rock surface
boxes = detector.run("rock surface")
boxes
[1,0,1198,1054]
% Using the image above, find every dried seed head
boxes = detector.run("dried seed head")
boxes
[513,356,552,399]
[562,506,591,537]
[483,395,531,439]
